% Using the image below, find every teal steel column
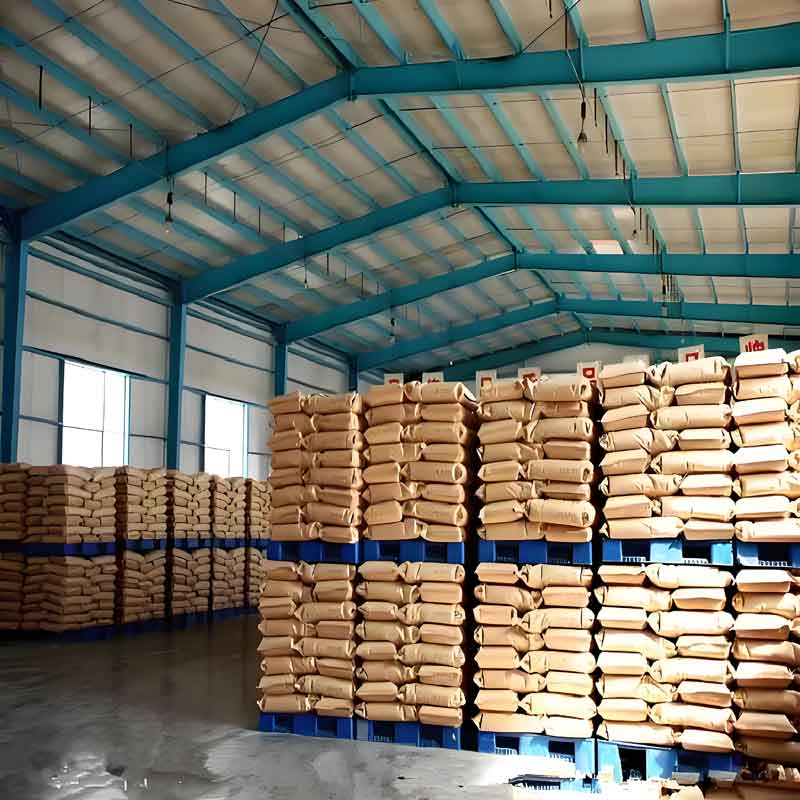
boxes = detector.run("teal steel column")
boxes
[166,299,186,469]
[1,239,28,462]
[275,334,287,397]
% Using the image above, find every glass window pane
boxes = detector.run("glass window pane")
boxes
[204,395,245,477]
[102,431,125,467]
[63,363,103,430]
[104,371,127,434]
[205,446,230,478]
[62,427,102,467]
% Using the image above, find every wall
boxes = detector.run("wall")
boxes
[4,240,351,477]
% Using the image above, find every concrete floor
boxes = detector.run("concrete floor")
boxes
[0,617,615,800]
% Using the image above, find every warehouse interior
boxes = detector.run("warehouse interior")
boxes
[1,1,800,799]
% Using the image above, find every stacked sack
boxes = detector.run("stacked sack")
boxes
[362,382,425,544]
[210,476,232,541]
[475,378,540,543]
[731,568,800,765]
[166,471,198,544]
[0,552,24,629]
[115,467,155,543]
[404,382,477,547]
[305,392,365,548]
[0,463,28,543]
[21,554,117,632]
[229,546,247,607]
[596,564,736,754]
[26,466,116,545]
[257,560,357,718]
[245,478,270,541]
[143,548,166,620]
[268,392,313,544]
[210,547,234,611]
[169,547,210,616]
[473,563,595,738]
[598,360,682,541]
[116,551,152,624]
[229,478,247,541]
[354,560,466,727]
[245,548,264,608]
[731,349,800,548]
[649,357,736,545]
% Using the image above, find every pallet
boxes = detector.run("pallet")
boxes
[117,619,168,636]
[602,537,733,566]
[356,719,460,749]
[210,607,247,621]
[121,539,167,552]
[361,540,464,564]
[212,537,246,549]
[478,539,591,565]
[597,741,742,783]
[172,537,212,551]
[477,733,594,775]
[0,625,117,643]
[259,712,354,740]
[736,541,800,568]
[249,538,271,550]
[169,611,209,629]
[21,542,117,557]
[266,541,360,564]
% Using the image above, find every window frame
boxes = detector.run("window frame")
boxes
[201,392,248,477]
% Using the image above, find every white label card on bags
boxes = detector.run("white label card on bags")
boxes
[384,373,404,386]
[476,370,497,390]
[517,366,541,383]
[422,372,444,383]
[678,344,705,362]
[739,333,769,353]
[577,361,601,382]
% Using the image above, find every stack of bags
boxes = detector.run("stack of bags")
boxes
[732,568,800,765]
[143,548,166,620]
[229,546,247,607]
[731,349,800,549]
[0,463,28,543]
[245,478,270,541]
[362,382,425,544]
[166,471,198,544]
[354,560,466,727]
[305,392,365,548]
[26,466,116,545]
[210,476,232,541]
[0,552,24,629]
[473,564,595,738]
[596,564,736,754]
[210,547,234,611]
[21,554,117,631]
[475,378,540,544]
[525,375,597,546]
[146,468,169,544]
[228,478,247,541]
[257,560,357,719]
[170,547,211,616]
[191,547,212,613]
[116,550,152,624]
[649,357,736,546]
[115,467,153,543]
[403,382,476,548]
[597,360,681,543]
[268,392,313,544]
[245,547,263,608]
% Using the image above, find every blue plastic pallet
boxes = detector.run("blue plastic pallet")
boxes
[117,619,168,636]
[602,537,733,565]
[173,537,211,550]
[212,537,246,549]
[478,539,592,565]
[478,733,594,773]
[249,538,270,550]
[736,541,800,568]
[0,540,24,553]
[22,541,117,556]
[597,741,742,783]
[259,712,354,740]
[356,719,460,749]
[362,540,464,564]
[169,611,209,629]
[267,540,360,564]
[123,539,167,552]
[210,607,247,621]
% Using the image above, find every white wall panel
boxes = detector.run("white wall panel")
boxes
[248,454,268,480]
[180,442,201,473]
[187,315,273,370]
[21,351,59,422]
[18,419,58,465]
[130,379,166,438]
[287,348,348,395]
[129,436,164,469]
[181,389,202,447]
[185,348,270,406]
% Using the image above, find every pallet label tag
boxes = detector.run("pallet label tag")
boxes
[476,370,497,390]
[678,344,705,362]
[577,361,601,382]
[384,372,404,386]
[422,372,444,383]
[517,366,541,383]
[739,333,769,353]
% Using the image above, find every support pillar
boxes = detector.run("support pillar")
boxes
[166,298,186,469]
[1,239,28,462]
[274,332,287,397]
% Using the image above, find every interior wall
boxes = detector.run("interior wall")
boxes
[4,241,350,477]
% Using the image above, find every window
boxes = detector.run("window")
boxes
[204,394,247,477]
[62,361,129,466]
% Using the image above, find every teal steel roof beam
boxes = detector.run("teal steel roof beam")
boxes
[285,252,519,341]
[454,173,800,207]
[730,81,742,172]
[418,0,465,59]
[488,0,524,53]
[639,0,657,40]
[349,23,800,97]
[356,300,559,371]
[351,1,407,62]
[601,208,634,255]
[593,329,800,354]
[539,93,590,180]
[483,94,544,179]
[559,296,796,326]
[739,208,749,252]
[661,85,689,175]
[182,188,450,302]
[443,330,586,379]
[790,208,797,254]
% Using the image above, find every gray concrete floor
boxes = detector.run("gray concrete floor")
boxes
[0,616,602,800]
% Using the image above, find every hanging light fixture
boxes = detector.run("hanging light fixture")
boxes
[390,316,396,346]
[164,187,173,235]
[576,98,588,151]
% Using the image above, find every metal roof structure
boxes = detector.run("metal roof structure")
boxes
[1,0,799,383]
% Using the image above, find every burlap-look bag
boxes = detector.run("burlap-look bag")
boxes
[365,404,421,427]
[600,384,675,410]
[678,680,732,708]
[598,360,649,389]
[473,670,545,692]
[600,473,682,497]
[651,450,733,475]
[598,721,677,746]
[598,698,649,722]
[479,400,534,421]
[480,380,524,402]
[472,713,544,734]
[596,675,676,703]
[601,404,651,432]
[365,384,405,408]
[600,428,677,454]
[594,585,671,610]
[601,517,683,540]
[478,419,530,444]
[649,356,729,388]
[526,374,593,402]
[600,449,651,475]
[734,348,789,379]
[364,443,425,465]
[604,495,657,520]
